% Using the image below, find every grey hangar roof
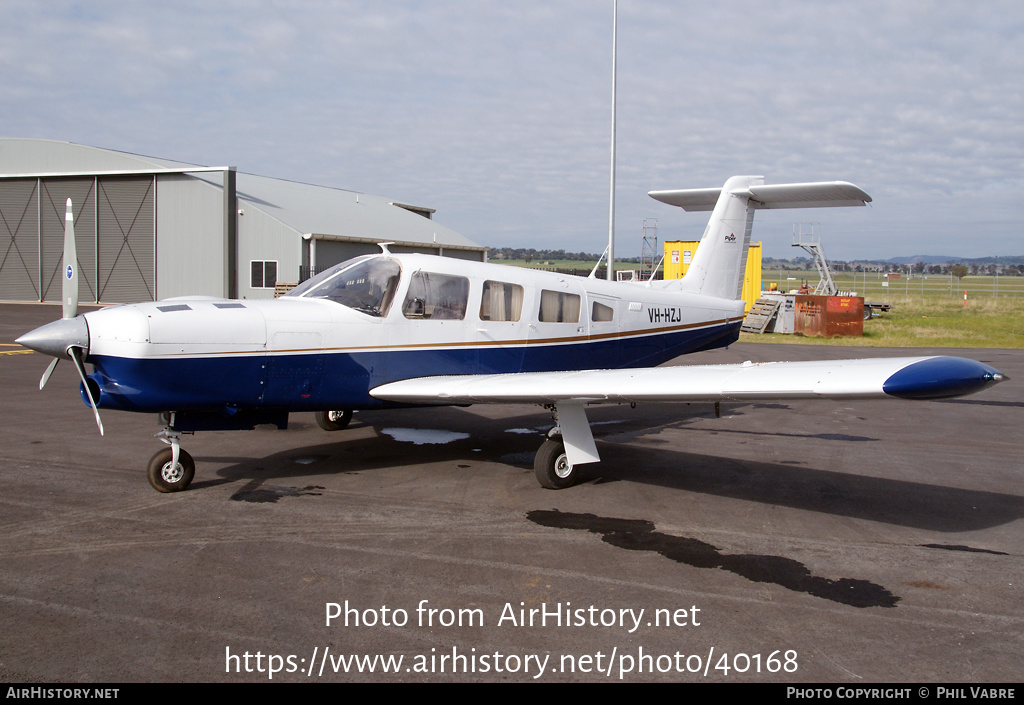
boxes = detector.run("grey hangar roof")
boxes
[0,138,486,304]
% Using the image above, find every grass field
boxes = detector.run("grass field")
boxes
[741,295,1024,349]
[748,270,1024,348]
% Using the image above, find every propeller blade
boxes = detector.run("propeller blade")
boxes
[39,357,59,390]
[62,198,78,320]
[69,346,104,436]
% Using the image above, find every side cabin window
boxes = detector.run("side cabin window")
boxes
[402,271,470,320]
[539,289,581,323]
[592,301,614,322]
[480,280,524,322]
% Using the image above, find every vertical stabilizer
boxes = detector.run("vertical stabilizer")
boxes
[677,175,761,300]
[648,177,871,301]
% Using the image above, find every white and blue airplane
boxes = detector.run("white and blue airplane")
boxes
[17,175,1005,493]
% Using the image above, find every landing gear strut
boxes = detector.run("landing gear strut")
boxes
[149,418,195,492]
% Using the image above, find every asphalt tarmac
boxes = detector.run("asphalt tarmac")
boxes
[1,303,1020,683]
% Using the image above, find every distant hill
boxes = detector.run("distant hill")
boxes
[764,254,1024,269]
[884,255,1024,266]
[884,255,961,265]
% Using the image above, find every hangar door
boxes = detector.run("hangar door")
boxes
[0,176,155,303]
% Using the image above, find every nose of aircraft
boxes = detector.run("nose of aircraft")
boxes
[16,316,89,359]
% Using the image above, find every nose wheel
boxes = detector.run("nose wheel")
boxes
[147,446,195,493]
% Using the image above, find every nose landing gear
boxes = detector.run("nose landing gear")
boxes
[148,420,194,492]
[147,445,195,493]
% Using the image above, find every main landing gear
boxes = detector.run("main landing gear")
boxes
[531,402,600,490]
[315,409,353,431]
[533,435,579,489]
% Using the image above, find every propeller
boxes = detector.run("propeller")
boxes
[63,197,78,320]
[70,346,104,436]
[16,198,104,436]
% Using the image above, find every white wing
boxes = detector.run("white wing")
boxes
[370,356,1003,405]
[371,356,1004,468]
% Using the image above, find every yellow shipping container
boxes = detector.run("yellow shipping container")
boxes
[663,240,762,313]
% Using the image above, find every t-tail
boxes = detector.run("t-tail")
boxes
[649,176,872,300]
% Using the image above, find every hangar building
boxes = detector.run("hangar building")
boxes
[0,138,486,303]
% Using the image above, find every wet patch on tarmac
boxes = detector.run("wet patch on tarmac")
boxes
[904,580,951,590]
[920,543,1009,556]
[527,509,900,609]
[811,433,876,442]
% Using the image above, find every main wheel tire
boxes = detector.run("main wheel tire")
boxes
[315,409,353,431]
[147,447,195,493]
[534,438,579,489]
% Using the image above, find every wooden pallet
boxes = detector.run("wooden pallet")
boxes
[741,298,782,334]
[274,282,298,298]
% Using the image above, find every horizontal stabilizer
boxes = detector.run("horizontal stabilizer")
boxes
[649,180,871,212]
[371,356,1003,405]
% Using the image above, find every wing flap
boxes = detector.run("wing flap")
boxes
[371,356,1003,405]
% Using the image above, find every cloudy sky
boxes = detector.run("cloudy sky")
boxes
[2,1,1022,259]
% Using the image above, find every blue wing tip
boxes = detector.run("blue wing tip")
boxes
[883,356,1006,400]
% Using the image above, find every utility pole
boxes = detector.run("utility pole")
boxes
[607,0,617,281]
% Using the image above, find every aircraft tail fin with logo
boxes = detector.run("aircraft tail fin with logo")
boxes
[649,177,872,300]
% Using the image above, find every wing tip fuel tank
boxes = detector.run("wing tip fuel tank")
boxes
[882,356,1006,400]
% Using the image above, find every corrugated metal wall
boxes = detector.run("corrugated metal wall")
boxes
[41,178,96,302]
[97,177,155,302]
[0,176,154,303]
[0,179,40,301]
[155,174,228,299]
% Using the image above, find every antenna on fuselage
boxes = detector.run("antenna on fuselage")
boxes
[377,241,394,254]
[589,244,611,279]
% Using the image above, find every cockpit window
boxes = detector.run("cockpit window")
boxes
[287,256,401,317]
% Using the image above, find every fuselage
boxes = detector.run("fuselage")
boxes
[80,253,745,414]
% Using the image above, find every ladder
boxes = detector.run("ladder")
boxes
[640,219,659,279]
[741,298,782,334]
[792,223,838,296]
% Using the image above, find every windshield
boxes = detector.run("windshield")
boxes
[287,256,402,317]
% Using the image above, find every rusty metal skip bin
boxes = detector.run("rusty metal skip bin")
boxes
[794,295,864,337]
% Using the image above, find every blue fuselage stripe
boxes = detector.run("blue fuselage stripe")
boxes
[87,322,741,412]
